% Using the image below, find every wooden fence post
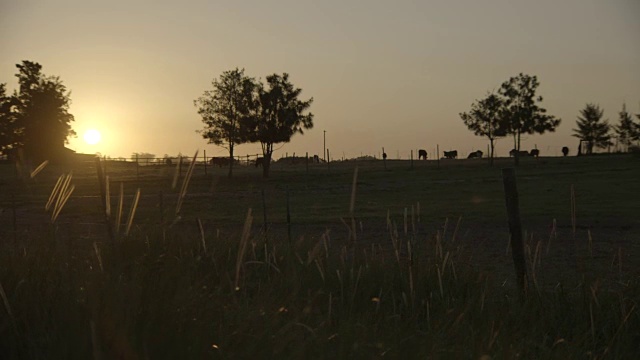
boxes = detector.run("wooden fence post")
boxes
[306,152,309,173]
[437,144,440,169]
[502,168,528,297]
[327,149,330,172]
[135,154,139,184]
[203,150,207,176]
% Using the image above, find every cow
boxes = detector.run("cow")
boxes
[255,157,264,167]
[467,150,483,159]
[210,157,229,167]
[562,146,569,156]
[443,150,458,159]
[313,155,320,163]
[509,149,529,157]
[530,149,540,157]
[418,149,428,160]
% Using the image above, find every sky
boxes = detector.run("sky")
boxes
[1,0,639,159]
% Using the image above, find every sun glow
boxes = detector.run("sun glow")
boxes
[84,129,101,145]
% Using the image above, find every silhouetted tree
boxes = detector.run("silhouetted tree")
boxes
[459,93,506,166]
[4,61,75,162]
[0,83,20,155]
[613,103,640,151]
[195,68,256,178]
[572,103,612,154]
[249,73,313,178]
[498,73,561,165]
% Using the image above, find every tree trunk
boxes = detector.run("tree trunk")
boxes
[489,139,495,167]
[228,145,234,178]
[262,152,272,178]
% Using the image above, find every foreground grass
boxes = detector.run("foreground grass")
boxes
[1,218,638,359]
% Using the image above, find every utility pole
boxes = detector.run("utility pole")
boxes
[323,130,326,162]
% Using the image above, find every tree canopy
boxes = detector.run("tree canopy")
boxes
[613,103,640,150]
[0,61,75,162]
[573,103,612,154]
[498,73,561,164]
[194,68,257,177]
[459,92,506,166]
[249,73,314,178]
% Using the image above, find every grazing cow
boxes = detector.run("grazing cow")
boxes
[562,146,569,156]
[418,149,428,160]
[467,150,483,159]
[255,157,264,167]
[313,155,320,163]
[443,150,458,159]
[530,149,540,157]
[509,149,529,157]
[210,157,229,167]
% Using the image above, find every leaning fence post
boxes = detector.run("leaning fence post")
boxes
[502,168,528,297]
[96,157,114,242]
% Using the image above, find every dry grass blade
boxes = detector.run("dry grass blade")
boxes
[52,184,75,223]
[93,242,104,273]
[176,150,198,216]
[115,182,124,234]
[197,218,207,254]
[30,160,49,178]
[234,208,253,291]
[45,175,64,211]
[125,188,141,236]
[53,173,73,216]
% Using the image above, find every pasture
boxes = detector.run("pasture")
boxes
[1,154,639,358]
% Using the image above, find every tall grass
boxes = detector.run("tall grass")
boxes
[1,212,638,359]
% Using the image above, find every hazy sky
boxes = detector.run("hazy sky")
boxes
[1,0,639,159]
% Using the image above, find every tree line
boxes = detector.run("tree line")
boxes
[460,73,640,165]
[194,68,313,178]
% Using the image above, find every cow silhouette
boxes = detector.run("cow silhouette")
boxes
[509,149,529,157]
[562,147,569,156]
[530,149,540,157]
[467,150,483,159]
[418,149,427,160]
[443,150,458,159]
[255,157,264,167]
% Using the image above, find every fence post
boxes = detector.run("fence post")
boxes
[286,188,291,247]
[437,144,440,169]
[204,150,207,176]
[262,188,268,247]
[306,152,309,173]
[502,168,528,298]
[135,154,139,184]
[95,157,114,242]
[382,147,386,170]
[327,149,330,172]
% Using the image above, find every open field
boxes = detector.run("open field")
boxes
[1,154,639,358]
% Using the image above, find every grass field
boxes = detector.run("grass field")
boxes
[1,154,639,358]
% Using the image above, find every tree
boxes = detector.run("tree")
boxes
[459,93,506,166]
[249,73,314,178]
[572,103,612,154]
[3,61,75,162]
[0,83,20,155]
[498,73,561,165]
[613,103,640,151]
[195,68,257,178]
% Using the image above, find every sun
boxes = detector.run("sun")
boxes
[84,129,101,145]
